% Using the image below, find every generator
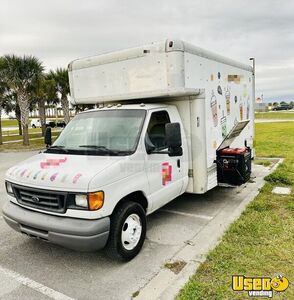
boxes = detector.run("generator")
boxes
[216,120,252,186]
[216,147,251,185]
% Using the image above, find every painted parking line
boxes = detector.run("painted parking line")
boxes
[160,209,213,220]
[0,265,75,300]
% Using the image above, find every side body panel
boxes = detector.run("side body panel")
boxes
[184,52,254,193]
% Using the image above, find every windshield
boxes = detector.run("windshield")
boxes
[46,109,146,156]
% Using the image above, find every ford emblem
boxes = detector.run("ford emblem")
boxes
[32,196,40,203]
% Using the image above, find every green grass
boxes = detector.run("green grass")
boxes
[255,112,294,119]
[3,133,43,142]
[2,131,60,143]
[0,135,58,152]
[2,127,41,136]
[1,119,18,127]
[1,118,65,128]
[177,122,294,300]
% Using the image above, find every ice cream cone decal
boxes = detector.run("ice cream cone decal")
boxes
[210,90,218,127]
[73,173,82,184]
[33,170,42,180]
[240,103,243,120]
[61,174,68,183]
[225,87,231,115]
[221,116,227,138]
[50,172,58,182]
[20,169,27,177]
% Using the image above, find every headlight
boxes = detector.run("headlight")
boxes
[5,181,14,196]
[74,191,104,211]
[75,194,88,208]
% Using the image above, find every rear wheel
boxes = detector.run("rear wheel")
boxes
[106,201,146,261]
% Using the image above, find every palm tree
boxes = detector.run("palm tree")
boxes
[0,104,3,145]
[49,68,70,124]
[0,55,44,145]
[0,81,9,145]
[33,74,57,136]
[7,95,22,135]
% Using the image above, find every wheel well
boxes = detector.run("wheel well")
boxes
[113,191,148,213]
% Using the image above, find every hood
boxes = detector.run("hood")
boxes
[6,153,123,192]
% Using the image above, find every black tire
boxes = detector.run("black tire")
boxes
[106,201,146,261]
[32,125,36,128]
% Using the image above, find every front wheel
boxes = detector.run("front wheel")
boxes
[106,201,146,261]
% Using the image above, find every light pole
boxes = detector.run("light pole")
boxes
[249,57,255,103]
[249,57,256,152]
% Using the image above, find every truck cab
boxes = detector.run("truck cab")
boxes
[3,103,188,260]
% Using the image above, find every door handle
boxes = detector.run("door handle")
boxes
[177,159,181,168]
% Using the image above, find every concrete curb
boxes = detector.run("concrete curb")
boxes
[136,158,283,300]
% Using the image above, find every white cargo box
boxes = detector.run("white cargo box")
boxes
[69,40,254,193]
[68,39,252,104]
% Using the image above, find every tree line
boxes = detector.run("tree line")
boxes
[0,55,70,146]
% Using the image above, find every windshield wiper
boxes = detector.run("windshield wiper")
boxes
[78,145,121,155]
[45,145,69,153]
[79,145,109,150]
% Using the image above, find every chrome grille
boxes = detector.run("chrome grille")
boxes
[13,185,66,213]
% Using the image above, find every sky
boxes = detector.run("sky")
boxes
[1,0,294,103]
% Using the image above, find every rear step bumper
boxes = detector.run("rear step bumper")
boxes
[2,201,110,252]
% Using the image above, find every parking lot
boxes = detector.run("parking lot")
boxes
[0,152,274,300]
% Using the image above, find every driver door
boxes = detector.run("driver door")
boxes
[144,110,183,211]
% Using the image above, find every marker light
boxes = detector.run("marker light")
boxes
[5,181,14,196]
[75,194,88,208]
[88,191,104,211]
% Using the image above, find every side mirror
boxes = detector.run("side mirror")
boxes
[44,127,52,148]
[165,123,183,156]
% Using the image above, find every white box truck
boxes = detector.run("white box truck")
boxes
[3,39,254,260]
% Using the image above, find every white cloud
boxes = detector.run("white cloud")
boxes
[1,0,294,101]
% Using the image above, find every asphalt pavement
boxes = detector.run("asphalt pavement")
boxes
[0,152,275,300]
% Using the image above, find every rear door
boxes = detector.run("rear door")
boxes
[144,109,184,211]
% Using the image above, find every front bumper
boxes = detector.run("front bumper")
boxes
[2,201,110,252]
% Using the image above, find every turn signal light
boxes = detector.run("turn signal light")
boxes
[88,191,104,211]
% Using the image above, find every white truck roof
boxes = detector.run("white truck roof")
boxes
[78,103,170,114]
[69,39,253,105]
